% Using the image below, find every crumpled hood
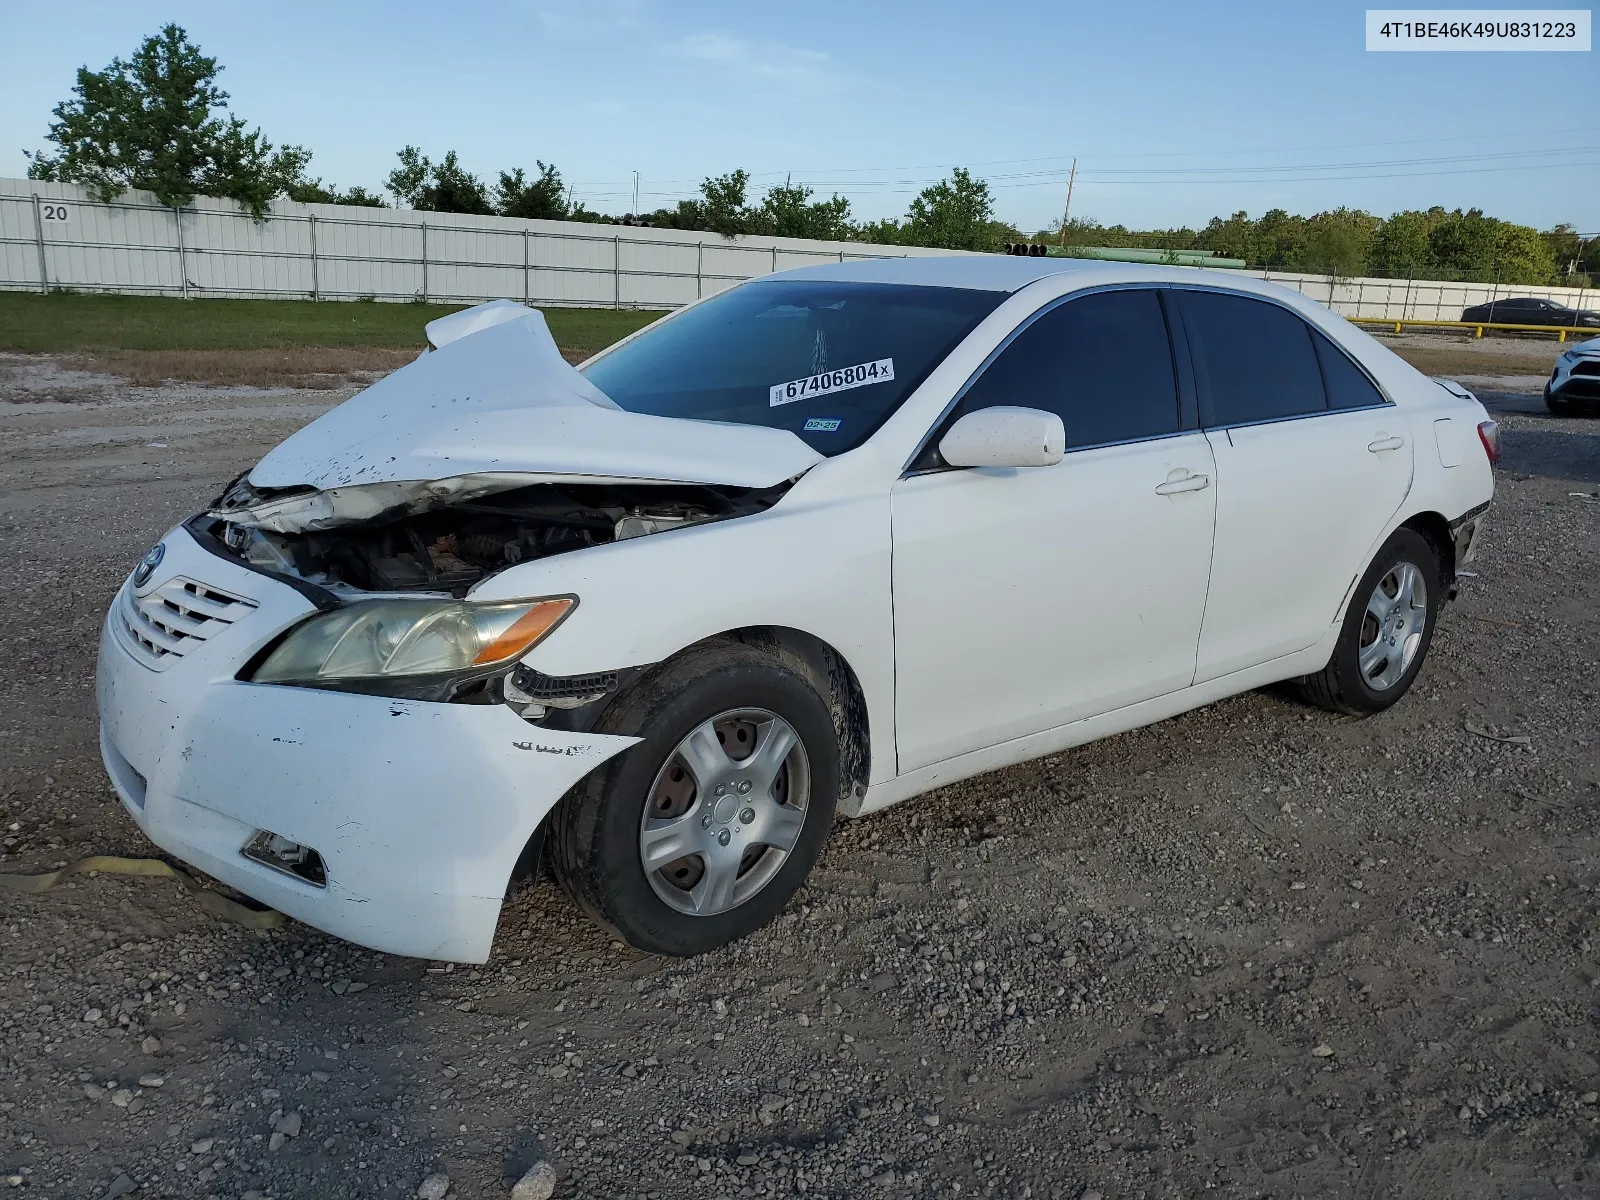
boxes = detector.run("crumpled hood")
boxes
[246,305,823,502]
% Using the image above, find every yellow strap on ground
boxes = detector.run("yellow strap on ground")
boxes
[0,855,285,931]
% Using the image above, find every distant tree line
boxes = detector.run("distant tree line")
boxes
[1050,208,1596,287]
[24,25,1594,286]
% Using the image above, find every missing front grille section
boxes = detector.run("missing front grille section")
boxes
[241,831,327,887]
[512,666,621,700]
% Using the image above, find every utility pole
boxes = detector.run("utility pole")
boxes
[1057,158,1077,247]
[632,171,640,218]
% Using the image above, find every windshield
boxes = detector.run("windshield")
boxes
[581,279,1004,455]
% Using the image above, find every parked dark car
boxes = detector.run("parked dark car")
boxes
[1461,297,1600,328]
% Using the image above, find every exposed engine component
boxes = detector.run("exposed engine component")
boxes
[208,480,786,597]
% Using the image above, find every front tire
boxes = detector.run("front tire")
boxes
[549,641,838,956]
[1294,527,1442,715]
[1545,389,1574,417]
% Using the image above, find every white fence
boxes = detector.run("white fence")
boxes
[2,177,1593,322]
[0,178,948,309]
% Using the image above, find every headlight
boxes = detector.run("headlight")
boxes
[250,596,574,698]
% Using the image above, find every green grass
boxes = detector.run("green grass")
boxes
[0,292,664,355]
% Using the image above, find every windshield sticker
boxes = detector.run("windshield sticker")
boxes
[803,418,842,432]
[770,358,894,407]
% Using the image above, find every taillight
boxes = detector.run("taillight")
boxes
[1477,420,1501,464]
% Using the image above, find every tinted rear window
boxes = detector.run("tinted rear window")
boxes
[1312,330,1388,410]
[1179,291,1327,426]
[582,280,1004,455]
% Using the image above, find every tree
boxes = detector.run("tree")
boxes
[496,162,568,220]
[385,147,493,214]
[1491,221,1557,285]
[851,217,904,246]
[25,24,310,218]
[1303,208,1379,278]
[1369,209,1438,278]
[286,178,386,207]
[1542,223,1598,285]
[697,170,753,236]
[903,168,998,251]
[755,179,852,240]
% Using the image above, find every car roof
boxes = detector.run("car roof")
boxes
[772,252,1163,292]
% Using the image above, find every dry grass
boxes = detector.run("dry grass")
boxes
[65,344,591,390]
[1385,344,1558,378]
[68,347,419,390]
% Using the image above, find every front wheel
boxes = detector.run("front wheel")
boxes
[549,642,838,956]
[1293,527,1442,715]
[1545,390,1574,417]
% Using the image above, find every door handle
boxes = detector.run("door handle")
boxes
[1368,436,1405,453]
[1154,473,1210,496]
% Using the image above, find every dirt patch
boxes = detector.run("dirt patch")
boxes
[0,371,1597,1199]
[1372,331,1568,379]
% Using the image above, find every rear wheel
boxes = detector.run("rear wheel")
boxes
[549,642,837,956]
[1294,527,1441,715]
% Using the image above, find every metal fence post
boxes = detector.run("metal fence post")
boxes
[31,195,48,293]
[771,245,778,274]
[309,214,319,300]
[613,235,621,308]
[421,222,429,303]
[696,241,703,300]
[522,228,530,303]
[174,206,188,299]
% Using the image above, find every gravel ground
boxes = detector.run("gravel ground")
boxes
[1,355,1597,1200]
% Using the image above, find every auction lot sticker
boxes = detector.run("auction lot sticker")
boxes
[1366,9,1591,50]
[770,359,894,407]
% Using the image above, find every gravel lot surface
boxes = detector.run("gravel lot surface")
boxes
[1,353,1597,1200]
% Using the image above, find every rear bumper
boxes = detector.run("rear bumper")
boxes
[96,526,638,962]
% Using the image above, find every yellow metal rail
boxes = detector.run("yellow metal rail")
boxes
[1349,316,1597,342]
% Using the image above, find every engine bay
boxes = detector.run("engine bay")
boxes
[208,479,788,597]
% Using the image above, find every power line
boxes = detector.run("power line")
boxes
[565,125,1600,190]
[569,150,1599,207]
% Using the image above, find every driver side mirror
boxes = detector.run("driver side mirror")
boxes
[938,406,1065,469]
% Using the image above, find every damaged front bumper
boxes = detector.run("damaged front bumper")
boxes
[95,526,638,962]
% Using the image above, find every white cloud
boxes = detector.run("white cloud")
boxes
[666,31,839,88]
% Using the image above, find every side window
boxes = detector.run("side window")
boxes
[953,289,1180,451]
[1312,330,1389,410]
[1180,291,1327,427]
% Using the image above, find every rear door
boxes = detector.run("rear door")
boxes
[1175,289,1414,683]
[890,288,1216,772]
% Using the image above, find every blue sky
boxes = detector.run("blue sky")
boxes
[2,0,1596,234]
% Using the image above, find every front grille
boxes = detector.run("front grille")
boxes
[117,577,257,669]
[1572,361,1600,378]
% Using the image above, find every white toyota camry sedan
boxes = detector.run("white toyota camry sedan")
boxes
[96,256,1497,961]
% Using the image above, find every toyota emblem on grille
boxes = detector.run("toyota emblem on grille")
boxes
[132,543,165,588]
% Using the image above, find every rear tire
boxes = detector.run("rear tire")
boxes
[1294,527,1442,715]
[549,641,838,956]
